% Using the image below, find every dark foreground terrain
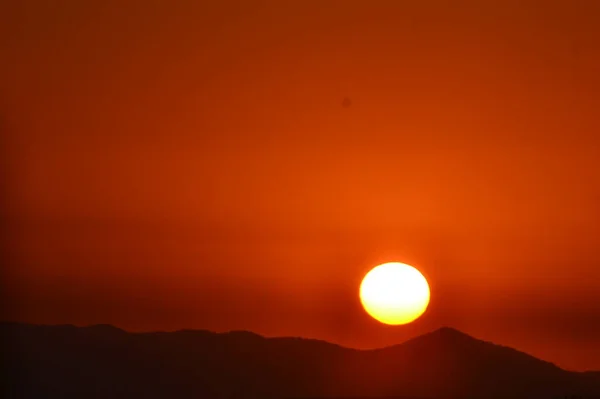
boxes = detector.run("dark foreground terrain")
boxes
[2,322,599,399]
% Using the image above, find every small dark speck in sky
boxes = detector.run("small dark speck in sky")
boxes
[341,97,352,108]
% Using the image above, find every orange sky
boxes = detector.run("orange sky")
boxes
[2,0,600,371]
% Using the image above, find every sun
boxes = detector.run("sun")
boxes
[359,262,430,325]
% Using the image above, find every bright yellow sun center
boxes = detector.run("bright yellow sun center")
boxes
[359,262,430,325]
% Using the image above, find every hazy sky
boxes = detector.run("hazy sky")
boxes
[2,0,600,371]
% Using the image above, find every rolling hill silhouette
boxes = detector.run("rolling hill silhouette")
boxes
[2,322,599,398]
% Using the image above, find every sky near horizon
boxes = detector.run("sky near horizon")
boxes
[1,0,600,371]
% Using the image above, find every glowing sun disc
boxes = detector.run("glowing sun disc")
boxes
[359,262,430,325]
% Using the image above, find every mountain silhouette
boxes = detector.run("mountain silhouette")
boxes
[2,322,599,399]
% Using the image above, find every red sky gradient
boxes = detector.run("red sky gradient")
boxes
[2,0,600,371]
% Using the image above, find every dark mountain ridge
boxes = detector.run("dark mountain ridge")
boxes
[2,322,599,399]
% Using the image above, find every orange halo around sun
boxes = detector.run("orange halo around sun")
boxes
[359,262,430,325]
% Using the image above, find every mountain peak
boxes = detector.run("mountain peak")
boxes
[435,326,470,335]
[222,330,265,341]
[403,326,480,347]
[431,326,477,340]
[399,326,486,352]
[84,324,125,333]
